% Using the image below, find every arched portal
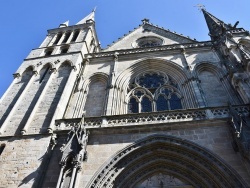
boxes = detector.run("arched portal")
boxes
[88,134,247,188]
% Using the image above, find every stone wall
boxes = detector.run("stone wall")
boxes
[0,68,33,133]
[198,70,229,106]
[27,63,72,134]
[0,135,51,188]
[77,121,250,187]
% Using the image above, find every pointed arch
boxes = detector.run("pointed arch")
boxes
[84,73,109,117]
[194,62,237,106]
[61,59,74,67]
[19,65,35,77]
[87,134,248,188]
[115,58,188,91]
[194,61,226,78]
[110,58,193,115]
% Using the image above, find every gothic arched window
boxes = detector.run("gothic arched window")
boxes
[169,93,182,110]
[141,96,152,112]
[156,95,169,111]
[127,72,182,113]
[128,97,139,113]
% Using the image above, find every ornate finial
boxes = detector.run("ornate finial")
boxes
[194,4,205,11]
[142,18,149,24]
[80,111,86,126]
[114,52,119,61]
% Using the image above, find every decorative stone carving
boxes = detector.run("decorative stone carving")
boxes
[87,134,248,188]
[229,105,250,161]
[89,42,213,58]
[56,115,89,188]
[54,105,250,131]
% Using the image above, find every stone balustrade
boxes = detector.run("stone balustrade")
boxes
[54,105,250,131]
[87,42,213,58]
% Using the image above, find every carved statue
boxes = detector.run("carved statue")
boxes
[76,127,89,161]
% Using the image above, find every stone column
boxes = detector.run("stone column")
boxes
[105,53,119,115]
[56,162,66,188]
[57,32,67,45]
[48,33,59,46]
[39,35,53,48]
[69,161,80,188]
[182,49,206,108]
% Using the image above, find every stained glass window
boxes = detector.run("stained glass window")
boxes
[128,98,139,113]
[141,97,152,112]
[138,73,164,88]
[162,88,170,96]
[156,95,169,111]
[128,72,183,113]
[169,94,182,110]
[135,90,144,97]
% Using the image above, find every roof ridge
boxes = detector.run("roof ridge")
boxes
[146,22,196,42]
[102,24,142,50]
[102,21,197,51]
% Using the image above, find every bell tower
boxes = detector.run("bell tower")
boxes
[0,10,99,136]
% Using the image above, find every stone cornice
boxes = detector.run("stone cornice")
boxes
[47,22,94,34]
[23,51,82,61]
[86,41,213,59]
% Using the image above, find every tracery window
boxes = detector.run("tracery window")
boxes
[127,72,182,113]
[136,36,163,48]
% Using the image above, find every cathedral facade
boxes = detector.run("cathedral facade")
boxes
[0,9,250,188]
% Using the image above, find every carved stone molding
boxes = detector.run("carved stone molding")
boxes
[87,134,248,188]
[87,42,213,59]
[55,105,250,131]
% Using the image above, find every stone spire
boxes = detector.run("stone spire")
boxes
[76,9,95,25]
[202,9,233,40]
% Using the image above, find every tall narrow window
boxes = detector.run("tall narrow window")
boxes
[53,33,63,45]
[84,80,107,117]
[39,66,50,83]
[156,95,168,111]
[169,93,182,110]
[128,98,139,113]
[62,32,71,44]
[141,97,152,112]
[71,30,80,42]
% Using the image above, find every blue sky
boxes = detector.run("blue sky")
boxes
[0,0,249,98]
